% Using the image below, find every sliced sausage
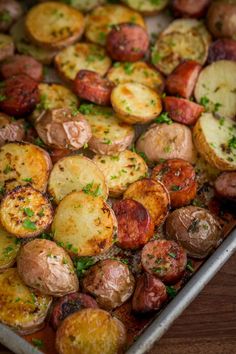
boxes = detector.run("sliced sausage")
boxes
[50,293,98,330]
[74,70,114,106]
[113,199,154,250]
[172,0,210,18]
[165,206,222,259]
[0,74,39,117]
[0,0,22,32]
[151,159,197,208]
[0,55,43,82]
[207,39,236,64]
[141,239,187,284]
[106,23,149,62]
[165,60,202,99]
[0,113,25,146]
[49,148,71,164]
[215,172,236,201]
[163,96,204,126]
[132,273,167,313]
[35,108,92,150]
[82,259,135,310]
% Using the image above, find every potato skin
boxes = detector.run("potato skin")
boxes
[56,308,127,354]
[207,0,236,39]
[214,172,236,201]
[132,273,167,313]
[0,0,22,32]
[82,259,135,310]
[172,0,210,18]
[207,39,236,63]
[165,206,222,259]
[0,114,25,147]
[113,199,154,249]
[35,108,92,150]
[17,239,79,297]
[106,23,149,62]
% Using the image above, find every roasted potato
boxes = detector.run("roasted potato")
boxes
[122,0,168,15]
[141,239,187,284]
[25,2,85,50]
[93,150,148,197]
[52,191,115,256]
[85,4,145,46]
[48,155,108,204]
[165,206,222,259]
[0,34,14,62]
[17,239,79,296]
[0,142,52,193]
[172,0,210,18]
[0,114,25,147]
[194,60,236,119]
[10,18,58,65]
[0,268,52,334]
[113,199,154,249]
[207,39,236,64]
[207,0,236,40]
[82,259,135,310]
[193,113,236,171]
[107,61,164,93]
[35,108,92,150]
[136,123,196,164]
[56,308,127,354]
[0,0,22,32]
[215,172,236,201]
[0,186,53,238]
[0,223,20,270]
[60,0,106,12]
[54,42,111,81]
[111,82,162,124]
[80,104,135,156]
[123,178,170,226]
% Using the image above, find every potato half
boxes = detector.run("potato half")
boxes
[56,308,127,354]
[52,191,115,256]
[0,223,20,270]
[0,142,52,193]
[55,42,111,81]
[111,82,162,124]
[85,4,145,46]
[93,150,148,197]
[193,112,236,171]
[122,0,169,15]
[48,155,108,204]
[0,268,52,334]
[194,60,236,119]
[25,2,85,49]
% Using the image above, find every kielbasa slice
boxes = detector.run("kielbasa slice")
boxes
[215,172,236,201]
[207,39,236,64]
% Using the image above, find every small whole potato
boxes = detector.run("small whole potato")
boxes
[165,206,222,259]
[17,239,79,296]
[207,0,236,39]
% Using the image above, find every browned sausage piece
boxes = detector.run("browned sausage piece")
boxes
[0,0,22,32]
[106,23,149,62]
[0,55,43,82]
[0,74,39,117]
[74,70,114,106]
[113,199,154,250]
[82,259,135,310]
[132,273,167,313]
[172,0,210,18]
[49,148,71,164]
[50,293,98,330]
[207,39,236,64]
[35,108,92,150]
[151,158,197,208]
[165,60,202,99]
[141,239,187,284]
[0,113,25,146]
[215,172,236,201]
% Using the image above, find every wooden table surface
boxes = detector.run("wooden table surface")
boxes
[1,252,236,354]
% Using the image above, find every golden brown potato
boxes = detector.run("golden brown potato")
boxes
[0,223,20,270]
[122,0,169,15]
[17,239,79,296]
[0,114,25,147]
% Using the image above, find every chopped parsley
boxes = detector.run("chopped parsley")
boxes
[22,219,37,231]
[73,257,95,277]
[31,338,44,349]
[3,165,13,174]
[186,260,194,273]
[0,94,6,102]
[171,185,181,191]
[0,10,12,23]
[228,136,236,150]
[166,285,177,298]
[168,252,176,259]
[23,208,34,217]
[123,62,134,75]
[155,112,172,125]
[200,96,210,109]
[22,177,33,182]
[82,182,102,197]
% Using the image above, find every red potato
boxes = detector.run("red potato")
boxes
[0,74,39,117]
[50,293,98,330]
[106,23,149,62]
[141,239,187,284]
[132,273,167,313]
[214,172,236,202]
[151,158,197,208]
[0,114,25,146]
[165,60,202,99]
[0,55,43,82]
[0,0,22,32]
[113,199,154,250]
[207,39,236,64]
[163,96,204,126]
[172,0,210,18]
[74,70,114,106]
[207,0,236,39]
